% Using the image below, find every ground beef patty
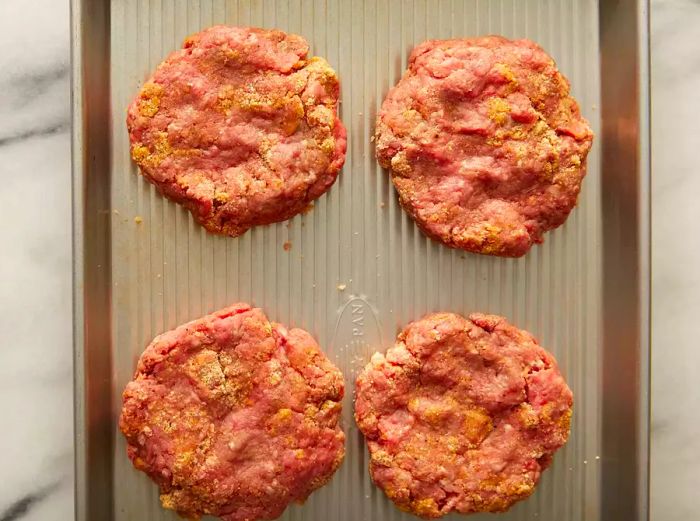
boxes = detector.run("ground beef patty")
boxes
[127,26,346,236]
[375,37,593,257]
[120,304,345,521]
[355,312,572,518]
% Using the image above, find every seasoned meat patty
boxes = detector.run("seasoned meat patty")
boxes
[127,26,346,236]
[375,36,593,257]
[120,304,345,521]
[355,312,573,518]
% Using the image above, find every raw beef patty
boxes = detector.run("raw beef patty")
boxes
[355,312,573,518]
[120,303,345,521]
[127,26,346,237]
[375,36,593,257]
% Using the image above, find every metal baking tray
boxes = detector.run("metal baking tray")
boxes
[72,1,650,520]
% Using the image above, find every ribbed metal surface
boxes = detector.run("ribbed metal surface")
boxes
[109,1,602,520]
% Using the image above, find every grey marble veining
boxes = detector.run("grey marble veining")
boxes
[0,0,696,519]
[0,1,73,520]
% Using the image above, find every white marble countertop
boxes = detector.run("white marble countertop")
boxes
[0,1,73,519]
[0,0,696,519]
[649,1,700,519]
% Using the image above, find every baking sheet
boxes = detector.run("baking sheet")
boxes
[72,1,650,520]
